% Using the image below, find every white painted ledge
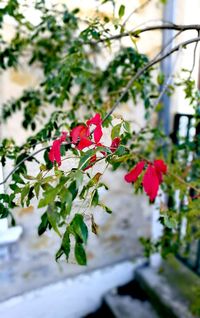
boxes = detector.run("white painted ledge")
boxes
[0,259,144,318]
[0,225,23,246]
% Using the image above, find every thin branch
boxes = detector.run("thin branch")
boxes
[187,30,200,80]
[1,36,200,187]
[102,36,200,122]
[169,171,200,194]
[122,0,151,27]
[86,24,200,45]
[0,146,50,186]
[152,46,182,110]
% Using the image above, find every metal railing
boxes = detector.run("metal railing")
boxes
[171,113,200,276]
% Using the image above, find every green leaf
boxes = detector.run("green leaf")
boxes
[87,173,102,188]
[13,173,25,184]
[38,212,50,236]
[60,188,73,218]
[75,242,87,265]
[47,204,61,237]
[123,121,131,133]
[114,145,127,156]
[0,203,10,218]
[118,5,125,18]
[100,203,112,214]
[55,228,71,262]
[74,170,84,188]
[70,213,88,244]
[91,189,99,207]
[68,181,78,200]
[38,186,61,208]
[34,182,40,199]
[111,123,121,140]
[55,248,64,262]
[62,229,71,260]
[78,149,96,170]
[157,72,165,85]
[163,215,177,229]
[21,184,30,206]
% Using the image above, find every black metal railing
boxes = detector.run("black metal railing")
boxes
[171,113,200,276]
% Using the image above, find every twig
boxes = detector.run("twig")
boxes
[1,36,200,186]
[152,46,182,110]
[122,0,151,27]
[102,36,200,122]
[169,171,200,194]
[187,30,200,81]
[0,146,50,186]
[86,24,200,45]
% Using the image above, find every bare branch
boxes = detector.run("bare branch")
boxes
[1,37,200,187]
[86,24,200,45]
[122,0,151,27]
[102,36,200,122]
[187,30,200,80]
[0,146,50,186]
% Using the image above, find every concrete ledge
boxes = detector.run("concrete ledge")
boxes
[135,256,200,318]
[0,260,141,318]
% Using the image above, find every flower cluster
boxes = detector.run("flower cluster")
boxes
[48,114,167,202]
[48,113,120,169]
[124,159,167,201]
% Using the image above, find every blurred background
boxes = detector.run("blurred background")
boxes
[0,1,200,317]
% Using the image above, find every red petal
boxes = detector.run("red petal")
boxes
[154,160,167,174]
[71,125,89,144]
[77,137,93,150]
[48,140,62,166]
[142,165,159,202]
[84,154,97,171]
[86,113,102,126]
[110,137,121,153]
[155,169,163,184]
[48,148,55,163]
[60,131,68,142]
[94,125,103,143]
[124,161,145,183]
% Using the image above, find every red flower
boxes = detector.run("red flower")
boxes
[70,125,92,150]
[110,137,121,153]
[154,159,167,183]
[154,159,167,174]
[86,113,102,126]
[48,131,67,166]
[83,154,97,171]
[86,113,103,143]
[71,125,89,143]
[124,159,167,202]
[77,137,93,150]
[124,160,145,183]
[70,114,103,150]
[142,164,159,202]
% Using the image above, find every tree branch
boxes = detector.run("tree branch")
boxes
[87,24,200,45]
[102,36,200,122]
[1,36,200,187]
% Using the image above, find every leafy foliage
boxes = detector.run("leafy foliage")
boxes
[0,0,199,267]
